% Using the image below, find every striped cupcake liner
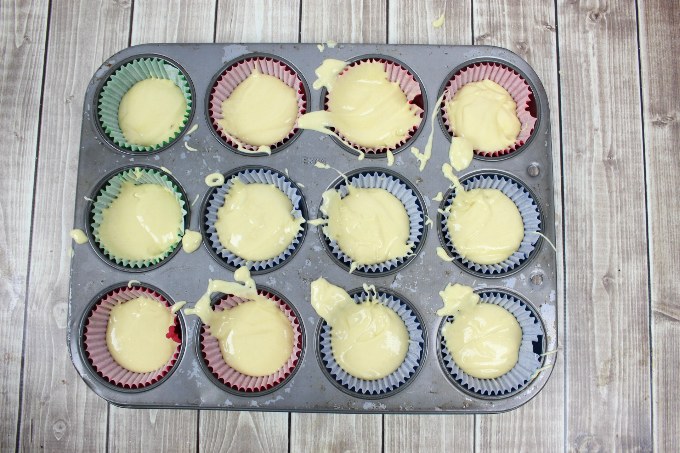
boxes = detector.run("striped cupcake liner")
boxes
[317,289,425,398]
[97,57,193,153]
[322,57,425,156]
[438,172,542,276]
[440,61,537,158]
[203,167,307,273]
[81,284,183,391]
[319,169,426,276]
[438,290,544,397]
[198,288,304,394]
[89,167,188,270]
[208,55,307,154]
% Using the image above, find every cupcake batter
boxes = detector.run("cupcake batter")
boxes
[106,297,177,373]
[320,185,411,265]
[446,187,524,265]
[184,267,294,377]
[118,78,187,147]
[217,68,298,147]
[311,278,409,380]
[447,79,521,153]
[181,229,202,253]
[437,284,521,379]
[97,181,183,261]
[215,179,304,261]
[299,60,421,149]
[70,229,88,244]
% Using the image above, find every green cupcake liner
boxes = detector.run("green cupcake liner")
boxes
[91,167,188,268]
[98,58,193,152]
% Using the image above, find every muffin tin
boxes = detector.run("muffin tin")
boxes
[68,43,558,413]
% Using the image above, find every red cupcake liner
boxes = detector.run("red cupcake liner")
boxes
[209,57,307,152]
[200,290,303,393]
[83,286,182,389]
[323,58,425,155]
[441,62,537,158]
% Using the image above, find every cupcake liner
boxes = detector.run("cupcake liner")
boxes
[199,290,303,393]
[209,57,307,153]
[204,168,306,272]
[320,170,426,275]
[98,57,193,152]
[91,167,188,269]
[438,290,544,397]
[318,289,424,396]
[441,62,537,157]
[82,285,182,390]
[439,173,541,275]
[324,58,424,155]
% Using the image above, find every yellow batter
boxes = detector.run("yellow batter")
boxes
[311,278,409,380]
[298,60,421,149]
[217,69,298,146]
[447,79,521,153]
[181,229,202,253]
[98,182,183,261]
[447,188,523,265]
[438,284,521,379]
[215,179,303,261]
[106,297,176,373]
[184,267,294,377]
[320,186,411,265]
[118,78,187,146]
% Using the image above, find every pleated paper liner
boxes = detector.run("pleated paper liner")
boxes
[318,168,427,277]
[198,288,304,394]
[322,57,425,157]
[89,166,188,271]
[208,55,308,155]
[440,61,537,158]
[202,166,308,274]
[317,288,425,398]
[437,171,542,276]
[81,284,183,391]
[437,289,544,398]
[97,56,193,153]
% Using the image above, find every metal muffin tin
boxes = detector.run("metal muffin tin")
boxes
[68,43,558,413]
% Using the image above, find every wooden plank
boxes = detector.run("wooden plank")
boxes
[473,1,565,450]
[289,2,387,451]
[0,0,49,451]
[384,2,475,451]
[638,0,680,451]
[17,0,131,451]
[106,2,216,452]
[195,3,297,452]
[557,0,652,450]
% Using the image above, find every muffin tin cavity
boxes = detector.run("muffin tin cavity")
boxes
[207,54,309,156]
[80,283,185,392]
[87,165,190,272]
[201,166,308,274]
[437,289,545,399]
[437,171,543,277]
[196,287,304,395]
[317,168,427,277]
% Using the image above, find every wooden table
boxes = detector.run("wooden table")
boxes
[1,0,677,451]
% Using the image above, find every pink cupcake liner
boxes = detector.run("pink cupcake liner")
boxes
[200,290,303,393]
[83,286,182,389]
[441,62,537,157]
[209,57,307,152]
[324,58,425,155]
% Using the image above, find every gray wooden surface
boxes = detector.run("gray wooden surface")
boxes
[1,0,677,451]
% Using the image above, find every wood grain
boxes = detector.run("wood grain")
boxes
[0,0,49,451]
[215,0,300,43]
[473,0,565,450]
[384,2,475,451]
[638,0,680,451]
[17,0,131,451]
[106,2,216,451]
[300,0,386,44]
[290,413,382,453]
[200,412,288,453]
[557,0,652,450]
